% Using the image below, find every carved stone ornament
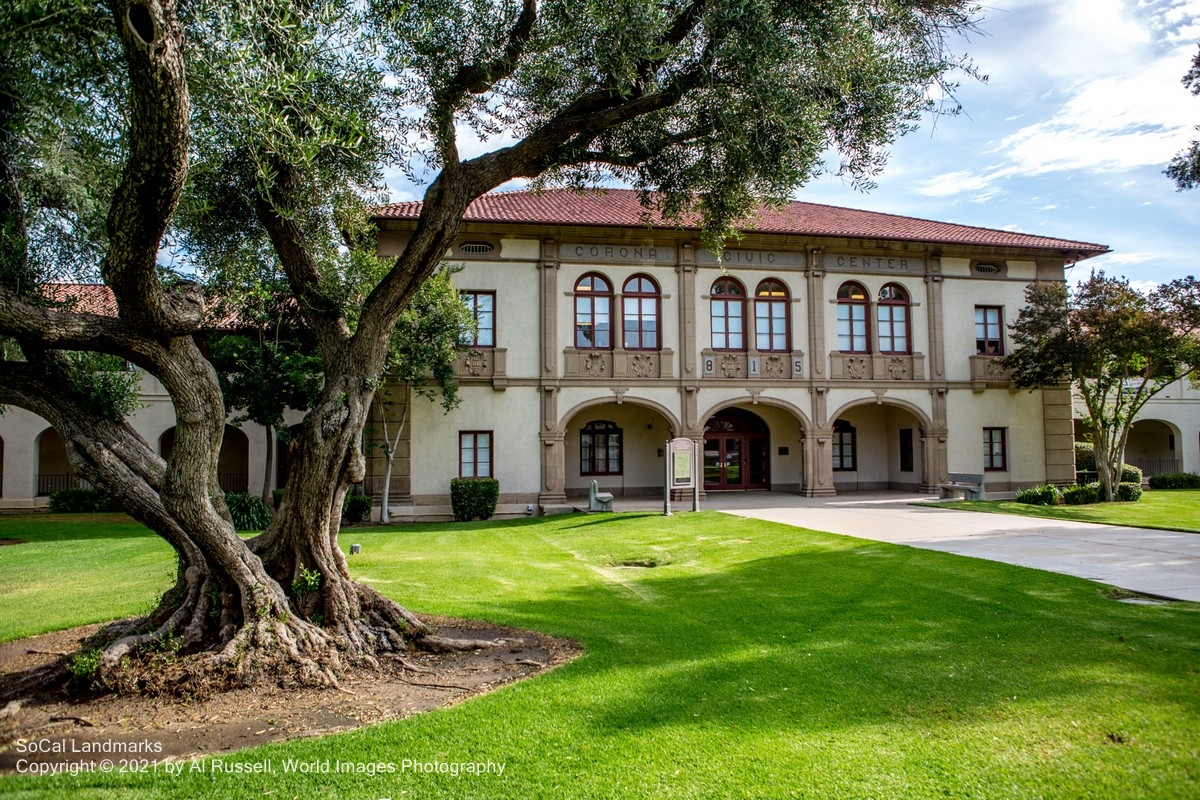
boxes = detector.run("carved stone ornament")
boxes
[985,358,1007,378]
[887,357,908,380]
[720,354,741,378]
[585,352,609,377]
[846,356,869,379]
[464,349,488,376]
[762,355,786,378]
[630,353,655,378]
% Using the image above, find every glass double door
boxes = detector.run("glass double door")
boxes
[704,434,768,490]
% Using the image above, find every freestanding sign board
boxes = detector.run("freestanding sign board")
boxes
[664,438,700,515]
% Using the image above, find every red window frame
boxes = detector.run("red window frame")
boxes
[574,273,613,350]
[975,306,1004,355]
[459,431,493,478]
[754,278,790,353]
[459,291,495,348]
[877,283,910,355]
[621,274,660,351]
[711,278,747,352]
[983,427,1007,472]
[837,282,870,353]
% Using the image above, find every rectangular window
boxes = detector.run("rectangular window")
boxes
[878,305,908,354]
[459,431,493,478]
[459,291,495,347]
[755,301,788,352]
[975,306,1003,355]
[837,303,868,352]
[833,421,857,471]
[899,428,914,472]
[983,427,1007,471]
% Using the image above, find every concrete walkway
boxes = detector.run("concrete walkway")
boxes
[613,492,1200,603]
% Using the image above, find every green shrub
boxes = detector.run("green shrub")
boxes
[1115,482,1143,502]
[48,487,117,513]
[342,492,373,525]
[450,477,499,522]
[1014,484,1062,506]
[1063,483,1101,505]
[1073,442,1142,484]
[224,491,272,531]
[272,488,286,509]
[1148,472,1200,490]
[1074,442,1096,471]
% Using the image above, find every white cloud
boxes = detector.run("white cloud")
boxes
[1037,204,1058,210]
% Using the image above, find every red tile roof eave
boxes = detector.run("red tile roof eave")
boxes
[376,214,1110,260]
[373,189,1110,260]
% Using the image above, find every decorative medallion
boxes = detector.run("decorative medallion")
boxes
[887,357,908,380]
[762,356,786,378]
[846,356,868,379]
[720,354,741,378]
[985,358,1007,379]
[464,350,488,376]
[630,353,655,378]
[584,352,609,377]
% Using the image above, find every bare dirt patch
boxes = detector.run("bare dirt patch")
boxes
[0,538,26,546]
[0,617,580,773]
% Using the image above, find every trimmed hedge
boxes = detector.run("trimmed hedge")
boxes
[1014,484,1062,506]
[47,487,117,513]
[450,477,499,522]
[1148,472,1200,490]
[225,491,272,531]
[1062,483,1101,505]
[1115,482,1143,502]
[342,492,373,525]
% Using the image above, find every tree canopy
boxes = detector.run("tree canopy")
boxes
[1004,273,1200,502]
[1167,43,1200,190]
[0,0,985,690]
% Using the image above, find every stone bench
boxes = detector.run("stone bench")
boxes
[939,472,986,501]
[588,480,614,512]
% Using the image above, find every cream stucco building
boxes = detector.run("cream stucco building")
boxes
[5,189,1155,517]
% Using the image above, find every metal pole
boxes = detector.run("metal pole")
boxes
[692,438,700,512]
[663,439,671,516]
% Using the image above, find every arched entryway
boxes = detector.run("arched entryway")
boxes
[1125,419,1182,477]
[704,408,770,490]
[561,401,676,498]
[827,400,930,493]
[159,425,251,493]
[36,427,78,495]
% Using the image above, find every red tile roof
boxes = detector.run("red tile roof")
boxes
[375,188,1109,257]
[42,283,118,315]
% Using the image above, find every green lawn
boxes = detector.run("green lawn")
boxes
[929,489,1200,533]
[2,511,1199,799]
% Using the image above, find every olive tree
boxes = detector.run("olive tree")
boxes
[0,0,983,689]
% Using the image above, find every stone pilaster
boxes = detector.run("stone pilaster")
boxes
[924,256,946,381]
[1042,384,1077,485]
[805,248,827,380]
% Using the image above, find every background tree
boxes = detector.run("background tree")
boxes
[1167,44,1200,190]
[207,280,324,506]
[373,267,474,524]
[1004,274,1200,502]
[0,0,983,690]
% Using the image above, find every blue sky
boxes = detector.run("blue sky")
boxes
[388,0,1200,290]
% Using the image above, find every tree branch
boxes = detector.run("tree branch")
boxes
[102,0,190,335]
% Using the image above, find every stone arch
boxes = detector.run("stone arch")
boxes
[557,396,679,500]
[825,397,936,494]
[1126,418,1184,477]
[35,426,76,495]
[557,395,681,439]
[699,396,811,435]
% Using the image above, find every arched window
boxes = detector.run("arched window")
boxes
[580,420,622,475]
[710,278,746,352]
[836,282,870,353]
[622,275,660,350]
[574,273,613,350]
[877,283,910,355]
[754,279,790,352]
